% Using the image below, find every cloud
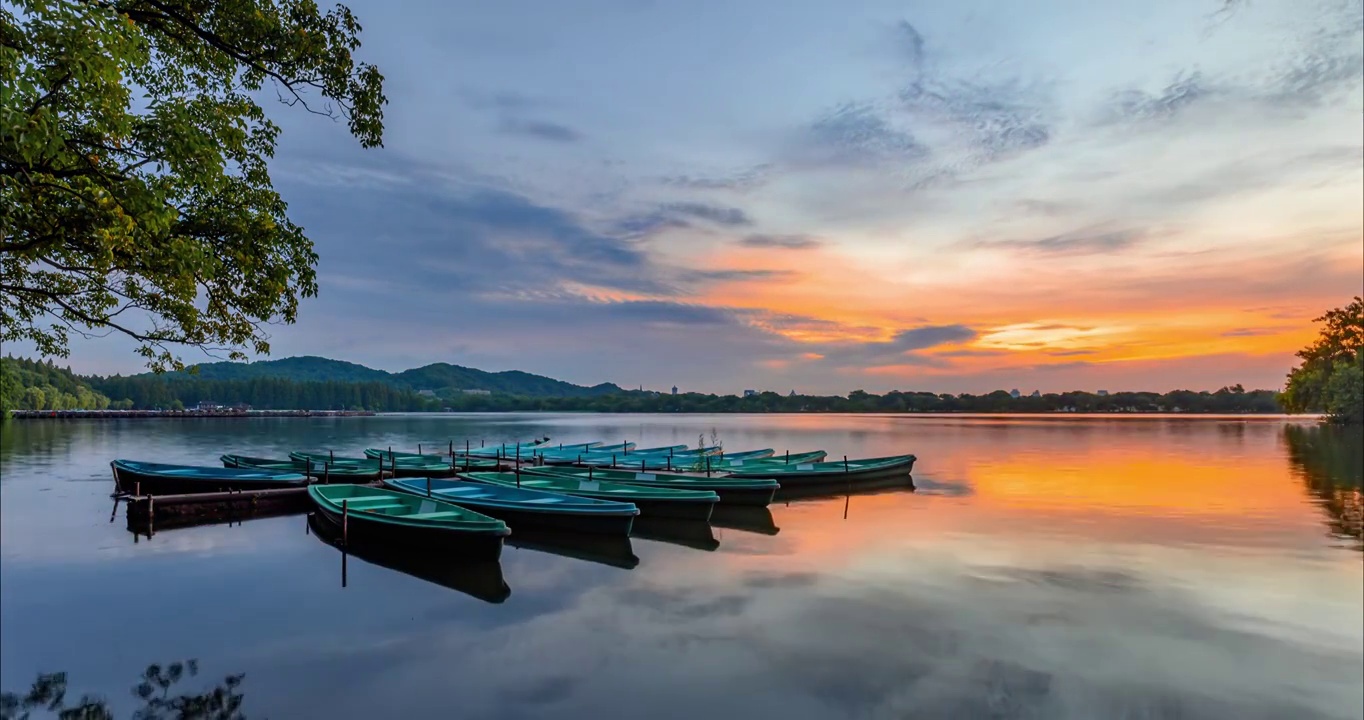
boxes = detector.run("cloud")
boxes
[597,301,735,326]
[739,234,822,250]
[973,228,1145,256]
[498,117,583,143]
[1221,327,1278,337]
[661,202,753,226]
[661,165,772,191]
[1102,71,1212,124]
[803,102,929,167]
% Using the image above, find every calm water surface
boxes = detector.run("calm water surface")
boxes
[1,414,1361,719]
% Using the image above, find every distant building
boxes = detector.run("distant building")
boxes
[671,385,678,395]
[743,389,757,397]
[1009,389,1021,399]
[1097,390,1110,396]
[417,389,436,398]
[460,389,491,396]
[192,400,223,411]
[1029,390,1041,398]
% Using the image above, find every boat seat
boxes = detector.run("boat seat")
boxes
[405,511,463,520]
[351,503,406,512]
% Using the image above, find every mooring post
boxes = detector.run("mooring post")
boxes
[666,456,672,472]
[844,455,850,472]
[449,440,454,457]
[588,467,594,481]
[706,455,712,477]
[324,463,330,484]
[515,465,521,489]
[623,440,628,456]
[418,443,422,455]
[330,449,334,462]
[427,477,432,497]
[612,453,617,469]
[135,481,140,497]
[786,450,790,464]
[342,499,349,546]
[147,495,154,529]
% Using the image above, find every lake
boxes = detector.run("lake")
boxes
[1,414,1360,719]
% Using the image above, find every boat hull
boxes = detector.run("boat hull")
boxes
[311,502,506,561]
[112,464,308,496]
[727,455,916,485]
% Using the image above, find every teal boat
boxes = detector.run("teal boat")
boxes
[364,449,501,471]
[460,439,557,459]
[384,477,638,535]
[221,454,379,482]
[572,447,728,471]
[724,454,917,484]
[112,459,308,495]
[532,442,635,463]
[708,450,828,469]
[308,485,509,559]
[523,466,778,507]
[462,471,717,522]
[290,451,459,478]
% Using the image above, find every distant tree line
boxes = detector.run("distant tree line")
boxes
[1,354,1286,415]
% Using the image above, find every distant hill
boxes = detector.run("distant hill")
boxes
[149,356,622,398]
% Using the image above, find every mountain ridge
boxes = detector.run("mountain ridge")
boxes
[128,356,623,397]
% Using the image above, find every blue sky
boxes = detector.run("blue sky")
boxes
[36,0,1364,393]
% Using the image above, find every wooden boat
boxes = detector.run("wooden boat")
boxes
[383,477,638,535]
[220,454,379,482]
[308,485,509,560]
[505,528,640,570]
[111,459,309,496]
[289,451,458,478]
[363,449,500,471]
[774,474,916,502]
[307,513,510,603]
[571,450,726,471]
[462,471,717,522]
[533,442,637,464]
[708,450,828,469]
[522,466,778,507]
[459,438,559,459]
[724,454,917,485]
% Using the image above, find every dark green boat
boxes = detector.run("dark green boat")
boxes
[308,485,509,560]
[462,471,717,522]
[221,454,379,482]
[522,466,778,506]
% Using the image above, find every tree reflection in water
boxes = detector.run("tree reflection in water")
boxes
[1285,424,1364,547]
[1,660,245,720]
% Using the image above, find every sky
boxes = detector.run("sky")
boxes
[36,0,1364,394]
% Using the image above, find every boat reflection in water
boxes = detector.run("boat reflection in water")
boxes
[123,504,305,540]
[709,505,779,536]
[306,513,511,604]
[772,474,915,503]
[505,528,640,570]
[630,517,720,551]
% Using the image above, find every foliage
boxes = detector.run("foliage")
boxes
[0,660,246,719]
[1,355,113,413]
[1281,297,1364,424]
[1,0,385,371]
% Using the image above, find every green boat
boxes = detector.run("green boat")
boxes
[308,484,509,560]
[723,454,917,485]
[221,454,379,482]
[364,449,501,471]
[522,466,778,507]
[462,471,717,522]
[708,450,828,469]
[290,451,459,478]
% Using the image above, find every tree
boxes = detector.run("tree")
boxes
[1282,297,1364,424]
[1,0,386,371]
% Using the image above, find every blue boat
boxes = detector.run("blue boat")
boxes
[384,477,638,535]
[111,459,309,495]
